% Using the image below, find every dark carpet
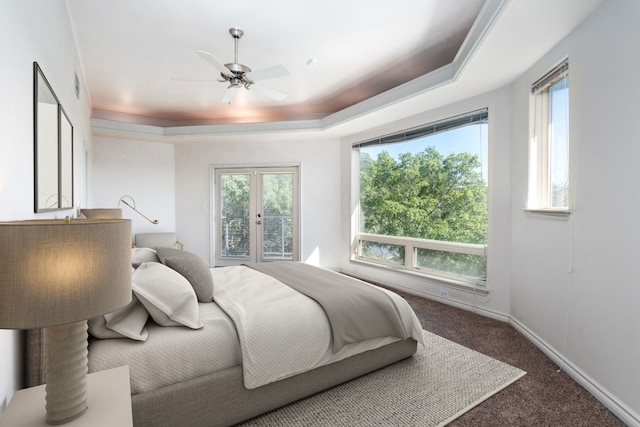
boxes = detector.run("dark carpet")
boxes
[393,289,624,426]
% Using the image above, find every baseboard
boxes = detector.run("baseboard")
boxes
[510,317,640,427]
[349,269,638,425]
[374,280,510,323]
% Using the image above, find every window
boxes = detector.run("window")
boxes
[213,166,299,266]
[352,109,488,286]
[529,59,570,211]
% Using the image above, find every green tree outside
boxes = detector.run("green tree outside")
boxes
[220,173,294,259]
[359,146,488,277]
[262,174,294,258]
[221,174,250,257]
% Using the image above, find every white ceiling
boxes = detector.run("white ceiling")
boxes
[66,0,605,134]
[67,0,486,125]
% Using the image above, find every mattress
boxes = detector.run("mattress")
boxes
[88,302,240,395]
[88,265,423,395]
[214,265,422,388]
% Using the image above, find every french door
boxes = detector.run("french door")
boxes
[213,166,299,266]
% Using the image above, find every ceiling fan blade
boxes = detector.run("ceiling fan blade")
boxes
[221,87,238,104]
[245,65,289,82]
[195,50,231,76]
[250,83,287,101]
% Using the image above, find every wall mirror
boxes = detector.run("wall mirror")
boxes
[34,62,74,212]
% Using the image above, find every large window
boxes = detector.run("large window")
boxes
[529,59,570,211]
[353,109,488,286]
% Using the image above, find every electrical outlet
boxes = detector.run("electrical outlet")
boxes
[439,289,449,298]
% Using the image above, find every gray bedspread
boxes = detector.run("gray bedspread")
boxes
[245,262,411,352]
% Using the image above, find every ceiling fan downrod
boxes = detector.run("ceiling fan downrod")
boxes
[224,27,251,79]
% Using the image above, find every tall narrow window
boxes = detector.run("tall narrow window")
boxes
[529,59,570,210]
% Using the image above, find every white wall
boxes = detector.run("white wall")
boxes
[510,0,640,422]
[339,87,513,320]
[174,135,342,268]
[90,137,176,239]
[0,0,92,414]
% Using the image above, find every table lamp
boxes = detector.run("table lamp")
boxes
[79,208,122,219]
[0,218,131,425]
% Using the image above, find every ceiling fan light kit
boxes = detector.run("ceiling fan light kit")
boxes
[196,27,288,104]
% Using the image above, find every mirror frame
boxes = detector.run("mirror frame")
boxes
[34,62,74,212]
[59,107,74,209]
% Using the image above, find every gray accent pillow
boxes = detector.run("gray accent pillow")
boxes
[156,248,214,302]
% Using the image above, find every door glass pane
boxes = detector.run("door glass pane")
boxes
[220,174,250,259]
[261,173,293,260]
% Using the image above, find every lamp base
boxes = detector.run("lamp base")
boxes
[44,321,89,425]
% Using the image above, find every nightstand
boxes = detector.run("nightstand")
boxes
[0,365,132,427]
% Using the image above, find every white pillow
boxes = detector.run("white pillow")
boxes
[88,293,149,341]
[132,262,203,329]
[132,247,160,268]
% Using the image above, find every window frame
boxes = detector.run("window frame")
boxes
[211,165,300,267]
[527,59,570,214]
[351,109,489,290]
[353,233,487,287]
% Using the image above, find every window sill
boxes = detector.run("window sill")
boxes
[522,208,571,218]
[350,258,489,296]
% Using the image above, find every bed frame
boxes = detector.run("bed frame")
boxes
[27,233,418,425]
[26,329,417,426]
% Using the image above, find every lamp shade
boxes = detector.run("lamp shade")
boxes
[0,219,132,329]
[80,208,122,219]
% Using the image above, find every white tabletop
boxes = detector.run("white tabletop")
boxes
[0,366,132,427]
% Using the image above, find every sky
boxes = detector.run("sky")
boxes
[549,78,569,191]
[361,123,489,182]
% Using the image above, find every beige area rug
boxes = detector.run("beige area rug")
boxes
[240,330,526,426]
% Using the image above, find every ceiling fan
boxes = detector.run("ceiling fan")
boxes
[196,27,289,104]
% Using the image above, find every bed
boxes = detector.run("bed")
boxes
[26,246,423,427]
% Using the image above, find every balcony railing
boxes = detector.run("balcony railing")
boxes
[221,215,293,260]
[262,215,293,260]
